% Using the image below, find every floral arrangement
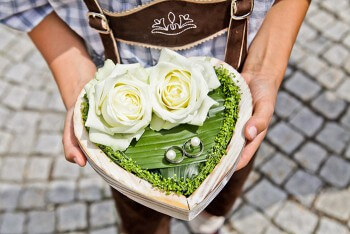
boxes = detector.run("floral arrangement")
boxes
[84,49,220,151]
[82,49,241,196]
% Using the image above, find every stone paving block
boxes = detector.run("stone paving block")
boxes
[0,131,12,154]
[0,212,25,234]
[2,85,29,110]
[254,142,276,168]
[320,155,350,188]
[52,157,80,179]
[285,170,323,207]
[315,188,350,221]
[320,0,349,13]
[6,38,34,61]
[27,211,55,234]
[323,44,349,67]
[231,205,269,234]
[245,179,287,217]
[316,67,345,89]
[5,63,31,84]
[343,33,350,48]
[297,55,328,77]
[316,217,349,234]
[311,92,346,120]
[0,106,11,128]
[274,91,302,119]
[90,200,118,228]
[90,226,119,234]
[336,79,350,102]
[9,130,36,154]
[6,111,39,133]
[260,153,296,185]
[264,225,286,234]
[289,44,306,65]
[274,201,318,234]
[34,132,63,155]
[81,164,99,177]
[171,220,190,234]
[243,171,260,192]
[103,182,112,198]
[346,145,350,159]
[0,183,21,211]
[24,71,49,89]
[47,92,66,112]
[339,7,350,24]
[0,80,9,98]
[26,157,52,181]
[341,108,350,129]
[344,55,350,74]
[303,35,332,56]
[39,112,65,132]
[289,107,324,137]
[0,157,27,182]
[294,142,327,172]
[297,23,317,42]
[78,177,103,201]
[57,203,87,232]
[316,122,350,154]
[25,89,49,110]
[0,28,16,48]
[267,122,304,154]
[323,21,350,42]
[19,183,46,209]
[307,10,335,32]
[48,180,75,204]
[284,71,321,101]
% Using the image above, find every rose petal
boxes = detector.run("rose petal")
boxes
[189,96,218,126]
[89,128,145,151]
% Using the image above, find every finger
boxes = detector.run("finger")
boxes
[63,109,87,167]
[245,98,274,141]
[236,129,267,170]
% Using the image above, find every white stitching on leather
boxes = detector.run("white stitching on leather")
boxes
[151,12,197,36]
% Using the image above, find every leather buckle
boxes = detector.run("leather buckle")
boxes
[87,12,110,34]
[231,0,254,20]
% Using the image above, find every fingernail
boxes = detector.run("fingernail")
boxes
[73,157,78,164]
[248,126,257,139]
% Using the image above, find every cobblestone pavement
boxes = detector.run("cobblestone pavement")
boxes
[0,0,350,233]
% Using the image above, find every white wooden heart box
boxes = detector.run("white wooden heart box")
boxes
[73,58,252,221]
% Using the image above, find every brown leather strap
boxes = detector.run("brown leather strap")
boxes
[85,0,120,63]
[83,0,253,69]
[225,0,252,71]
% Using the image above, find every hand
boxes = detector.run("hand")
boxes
[234,72,278,170]
[62,106,87,167]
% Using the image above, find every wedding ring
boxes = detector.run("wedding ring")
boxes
[164,146,185,164]
[183,137,204,158]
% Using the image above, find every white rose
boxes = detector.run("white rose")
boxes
[149,49,220,131]
[84,60,152,151]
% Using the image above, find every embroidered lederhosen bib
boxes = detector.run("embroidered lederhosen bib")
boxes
[84,0,253,71]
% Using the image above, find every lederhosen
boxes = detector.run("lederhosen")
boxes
[83,1,254,233]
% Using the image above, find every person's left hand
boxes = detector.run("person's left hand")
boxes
[230,71,278,171]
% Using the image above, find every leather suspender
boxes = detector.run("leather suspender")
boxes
[86,0,121,63]
[84,0,253,71]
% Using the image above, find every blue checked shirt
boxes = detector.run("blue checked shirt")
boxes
[0,0,274,67]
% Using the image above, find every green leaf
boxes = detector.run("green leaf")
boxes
[158,163,200,179]
[124,89,225,169]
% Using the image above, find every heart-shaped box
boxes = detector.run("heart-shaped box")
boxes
[73,58,252,221]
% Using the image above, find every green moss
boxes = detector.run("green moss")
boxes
[81,66,241,196]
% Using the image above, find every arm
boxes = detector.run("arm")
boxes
[234,0,311,170]
[29,11,96,166]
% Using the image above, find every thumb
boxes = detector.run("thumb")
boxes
[245,98,274,141]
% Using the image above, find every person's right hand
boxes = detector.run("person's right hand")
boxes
[62,105,87,167]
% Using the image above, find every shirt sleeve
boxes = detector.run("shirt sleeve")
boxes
[0,1,53,32]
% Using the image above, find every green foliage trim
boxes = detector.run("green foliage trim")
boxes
[81,66,241,196]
